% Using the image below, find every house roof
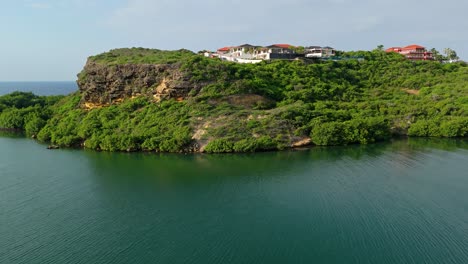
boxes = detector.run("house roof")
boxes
[403,44,425,49]
[385,47,402,52]
[305,46,322,49]
[271,44,294,49]
[217,47,231,52]
[238,44,255,48]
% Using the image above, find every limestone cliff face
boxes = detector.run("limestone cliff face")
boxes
[77,61,202,108]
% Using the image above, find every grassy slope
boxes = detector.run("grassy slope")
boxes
[1,49,467,152]
[88,48,197,65]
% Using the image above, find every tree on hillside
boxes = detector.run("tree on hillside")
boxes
[430,48,445,62]
[443,48,459,61]
[372,45,384,53]
[293,46,305,54]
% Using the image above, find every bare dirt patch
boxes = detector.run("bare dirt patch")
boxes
[291,137,312,147]
[403,89,420,95]
[82,102,108,109]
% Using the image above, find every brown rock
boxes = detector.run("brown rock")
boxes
[77,61,207,108]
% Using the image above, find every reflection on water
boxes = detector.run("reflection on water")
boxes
[1,137,468,264]
[83,138,468,189]
[0,130,24,138]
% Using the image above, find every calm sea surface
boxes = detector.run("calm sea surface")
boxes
[1,136,467,263]
[0,81,78,96]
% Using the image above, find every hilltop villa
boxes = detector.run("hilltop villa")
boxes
[304,46,336,58]
[385,45,434,60]
[208,44,336,63]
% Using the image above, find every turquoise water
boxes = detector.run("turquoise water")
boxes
[0,81,77,96]
[1,136,468,263]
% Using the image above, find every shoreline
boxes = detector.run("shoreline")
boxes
[1,131,466,154]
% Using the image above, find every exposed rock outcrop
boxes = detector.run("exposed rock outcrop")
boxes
[77,61,203,108]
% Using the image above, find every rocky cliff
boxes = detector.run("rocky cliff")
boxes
[77,61,203,108]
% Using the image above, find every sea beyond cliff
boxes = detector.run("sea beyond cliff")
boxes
[0,81,77,96]
[0,48,467,152]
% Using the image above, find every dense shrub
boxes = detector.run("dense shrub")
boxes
[311,121,344,146]
[204,139,234,153]
[311,117,391,146]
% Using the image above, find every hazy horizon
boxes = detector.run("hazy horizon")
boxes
[1,0,467,81]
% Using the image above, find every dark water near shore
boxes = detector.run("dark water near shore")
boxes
[1,136,468,263]
[0,81,78,96]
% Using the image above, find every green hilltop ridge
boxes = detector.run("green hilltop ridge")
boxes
[87,47,197,65]
[0,48,467,152]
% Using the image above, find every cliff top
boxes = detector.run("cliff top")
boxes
[88,48,196,65]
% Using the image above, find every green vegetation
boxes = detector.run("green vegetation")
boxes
[0,92,63,136]
[443,48,459,61]
[88,47,197,65]
[1,48,467,152]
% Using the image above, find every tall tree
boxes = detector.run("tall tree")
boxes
[430,48,445,62]
[375,45,384,51]
[443,48,459,61]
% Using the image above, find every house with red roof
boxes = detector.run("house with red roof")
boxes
[271,44,294,49]
[217,47,231,54]
[215,44,261,63]
[385,44,433,60]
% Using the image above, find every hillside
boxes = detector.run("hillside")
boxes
[1,48,467,152]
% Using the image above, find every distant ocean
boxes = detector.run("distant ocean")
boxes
[0,81,78,96]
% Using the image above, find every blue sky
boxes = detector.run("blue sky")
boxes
[1,0,467,81]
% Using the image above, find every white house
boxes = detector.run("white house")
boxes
[305,46,336,58]
[252,44,296,60]
[216,43,297,63]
